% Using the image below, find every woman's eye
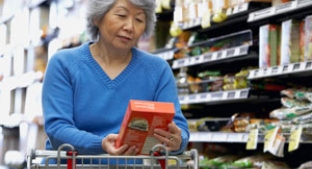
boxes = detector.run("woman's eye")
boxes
[117,14,126,17]
[136,18,143,22]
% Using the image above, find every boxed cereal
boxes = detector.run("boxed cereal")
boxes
[115,100,175,155]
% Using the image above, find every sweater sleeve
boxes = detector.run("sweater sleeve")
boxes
[151,58,190,155]
[42,51,104,154]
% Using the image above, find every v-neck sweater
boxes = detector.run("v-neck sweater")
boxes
[42,42,189,155]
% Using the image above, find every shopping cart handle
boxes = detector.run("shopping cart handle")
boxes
[150,144,169,169]
[153,151,166,169]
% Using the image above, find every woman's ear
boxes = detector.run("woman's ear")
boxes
[93,19,99,27]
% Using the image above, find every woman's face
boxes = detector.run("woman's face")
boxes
[97,0,146,51]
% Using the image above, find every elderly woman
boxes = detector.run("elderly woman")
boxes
[42,0,189,160]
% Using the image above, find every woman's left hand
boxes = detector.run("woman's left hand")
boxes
[153,121,182,152]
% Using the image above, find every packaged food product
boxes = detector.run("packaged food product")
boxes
[259,24,281,68]
[280,19,301,65]
[270,106,312,120]
[115,100,175,155]
[281,97,310,108]
[305,15,312,61]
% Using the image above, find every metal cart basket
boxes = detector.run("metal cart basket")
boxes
[27,144,199,169]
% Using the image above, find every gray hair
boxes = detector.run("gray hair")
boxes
[86,0,157,41]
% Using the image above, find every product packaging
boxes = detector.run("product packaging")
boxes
[280,19,301,65]
[305,15,312,61]
[259,24,280,68]
[115,100,175,155]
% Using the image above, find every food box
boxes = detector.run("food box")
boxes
[259,24,280,68]
[305,15,312,61]
[280,19,301,65]
[115,100,175,155]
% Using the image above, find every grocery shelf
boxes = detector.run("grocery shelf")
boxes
[248,61,312,80]
[190,132,312,143]
[179,88,250,105]
[0,14,14,24]
[190,132,249,143]
[28,0,49,8]
[172,44,250,69]
[156,9,174,21]
[248,0,312,22]
[153,48,176,61]
[0,71,43,92]
[179,2,270,31]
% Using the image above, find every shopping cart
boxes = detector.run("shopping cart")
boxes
[27,143,199,169]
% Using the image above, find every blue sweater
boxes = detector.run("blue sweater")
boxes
[42,42,189,156]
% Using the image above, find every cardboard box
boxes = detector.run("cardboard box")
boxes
[259,24,281,68]
[115,100,175,155]
[280,19,301,65]
[305,15,312,61]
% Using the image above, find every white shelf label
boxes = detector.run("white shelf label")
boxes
[203,53,213,62]
[233,3,249,15]
[248,0,312,22]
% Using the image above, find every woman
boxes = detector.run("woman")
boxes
[42,0,189,159]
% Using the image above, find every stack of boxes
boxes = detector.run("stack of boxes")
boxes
[259,15,312,68]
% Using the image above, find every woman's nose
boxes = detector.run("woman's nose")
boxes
[123,18,134,32]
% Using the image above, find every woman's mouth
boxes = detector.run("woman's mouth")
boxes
[118,36,131,41]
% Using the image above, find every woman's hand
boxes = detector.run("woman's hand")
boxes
[102,134,139,155]
[153,121,182,152]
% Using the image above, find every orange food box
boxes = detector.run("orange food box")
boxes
[115,100,175,155]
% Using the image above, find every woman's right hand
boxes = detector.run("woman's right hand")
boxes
[102,134,139,155]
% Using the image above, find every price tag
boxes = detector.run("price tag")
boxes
[203,53,212,61]
[240,3,249,12]
[200,93,207,99]
[262,68,268,76]
[227,48,235,57]
[270,6,276,15]
[291,0,299,9]
[240,45,249,54]
[256,69,264,77]
[247,70,256,79]
[179,96,185,101]
[246,129,258,150]
[293,63,301,71]
[212,133,227,142]
[233,3,248,14]
[306,61,312,69]
[240,90,249,98]
[211,92,223,100]
[168,51,174,60]
[227,92,236,99]
[234,47,240,56]
[233,6,239,14]
[173,6,183,23]
[264,127,278,152]
[211,52,218,61]
[191,56,202,65]
[172,61,178,69]
[226,8,232,16]
[188,94,197,103]
[276,3,291,13]
[177,59,186,67]
[216,52,223,60]
[282,65,289,73]
[198,133,208,141]
[288,126,302,152]
[187,57,193,66]
[228,133,244,142]
[271,66,279,74]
